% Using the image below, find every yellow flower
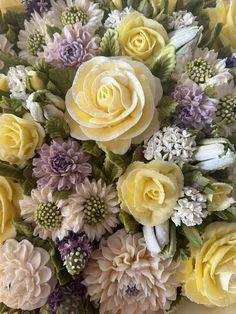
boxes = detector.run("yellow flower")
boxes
[208,0,236,52]
[117,160,184,226]
[0,114,45,166]
[179,222,236,307]
[111,0,123,10]
[150,0,177,14]
[0,74,9,92]
[117,12,169,65]
[0,176,22,243]
[65,57,162,155]
[207,182,235,212]
[0,0,25,13]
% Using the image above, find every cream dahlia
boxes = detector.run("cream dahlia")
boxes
[83,229,179,314]
[0,239,56,311]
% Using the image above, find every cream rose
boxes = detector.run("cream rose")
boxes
[0,114,45,166]
[207,182,235,212]
[117,12,169,65]
[0,0,25,13]
[0,176,22,243]
[179,222,236,307]
[65,57,162,155]
[208,0,236,51]
[117,160,184,226]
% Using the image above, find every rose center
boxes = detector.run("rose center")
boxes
[27,31,45,56]
[216,96,236,124]
[97,85,113,111]
[35,202,62,230]
[61,6,88,26]
[83,196,107,225]
[186,58,216,84]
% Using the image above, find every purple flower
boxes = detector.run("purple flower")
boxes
[23,0,51,16]
[226,53,236,68]
[44,23,98,68]
[172,85,217,130]
[33,138,92,191]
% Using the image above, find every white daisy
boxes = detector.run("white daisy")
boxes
[173,47,232,89]
[62,178,120,241]
[0,35,15,69]
[7,65,28,100]
[104,7,134,29]
[20,187,70,241]
[17,12,49,64]
[46,0,104,31]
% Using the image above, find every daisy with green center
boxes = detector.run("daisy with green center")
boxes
[20,187,70,241]
[62,178,120,241]
[46,0,104,32]
[173,47,232,89]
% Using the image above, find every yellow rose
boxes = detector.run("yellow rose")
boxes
[208,0,236,51]
[179,222,236,307]
[65,57,162,155]
[117,160,184,226]
[0,74,9,92]
[0,114,45,166]
[207,182,235,212]
[118,12,169,65]
[0,0,25,13]
[150,0,177,14]
[0,176,22,243]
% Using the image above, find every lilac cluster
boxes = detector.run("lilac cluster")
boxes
[173,85,217,130]
[23,0,51,16]
[226,53,236,68]
[33,138,92,191]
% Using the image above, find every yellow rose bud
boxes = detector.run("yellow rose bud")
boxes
[65,56,162,155]
[207,182,235,212]
[0,0,25,13]
[27,70,46,91]
[0,176,22,243]
[0,114,45,166]
[179,222,236,307]
[117,11,169,65]
[208,0,236,52]
[117,160,184,226]
[0,74,9,92]
[111,0,123,10]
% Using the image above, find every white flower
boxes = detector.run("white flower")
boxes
[7,65,28,100]
[104,7,134,29]
[62,178,120,241]
[144,126,196,168]
[172,187,208,227]
[167,10,198,30]
[173,47,232,89]
[0,35,15,69]
[0,239,56,311]
[46,0,104,31]
[18,12,49,64]
[20,187,70,241]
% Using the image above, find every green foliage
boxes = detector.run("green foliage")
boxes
[53,190,72,201]
[79,298,100,314]
[214,206,236,223]
[0,97,27,117]
[0,50,29,68]
[118,211,140,234]
[46,25,61,39]
[164,288,183,314]
[21,162,37,195]
[150,45,176,82]
[131,146,146,162]
[161,222,177,257]
[157,96,178,123]
[45,116,70,139]
[48,67,76,96]
[136,0,153,17]
[13,218,34,237]
[82,141,103,158]
[199,22,223,49]
[103,151,129,182]
[0,161,22,181]
[184,170,210,191]
[99,29,120,57]
[230,68,236,85]
[181,226,203,248]
[204,85,216,98]
[197,9,210,28]
[184,0,204,15]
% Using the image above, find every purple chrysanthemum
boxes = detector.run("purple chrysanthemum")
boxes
[172,85,217,130]
[44,23,98,68]
[23,0,51,16]
[226,53,236,68]
[33,138,92,191]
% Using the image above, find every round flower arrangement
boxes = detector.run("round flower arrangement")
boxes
[0,0,236,313]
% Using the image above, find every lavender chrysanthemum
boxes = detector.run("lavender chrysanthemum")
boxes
[226,53,236,68]
[33,138,92,191]
[173,85,217,130]
[44,23,98,68]
[23,0,51,16]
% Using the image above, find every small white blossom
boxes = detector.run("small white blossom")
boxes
[167,10,198,30]
[104,7,134,29]
[172,187,208,227]
[7,65,28,100]
[144,126,196,168]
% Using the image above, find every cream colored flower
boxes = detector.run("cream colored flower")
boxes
[0,114,45,166]
[65,57,161,154]
[0,0,25,13]
[117,160,184,226]
[207,182,235,212]
[0,239,56,310]
[83,229,179,314]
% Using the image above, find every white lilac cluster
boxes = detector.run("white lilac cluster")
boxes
[104,7,134,29]
[172,187,208,227]
[167,10,198,30]
[7,65,28,100]
[144,126,196,167]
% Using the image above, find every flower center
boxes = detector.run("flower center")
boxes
[61,6,88,26]
[64,247,87,276]
[186,58,216,84]
[27,31,45,56]
[125,285,140,297]
[50,154,73,173]
[35,202,62,230]
[216,96,236,124]
[83,196,107,225]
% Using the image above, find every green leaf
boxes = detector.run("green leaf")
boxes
[197,9,210,28]
[131,145,146,162]
[184,170,210,191]
[157,96,178,123]
[45,117,70,139]
[46,24,61,39]
[0,303,20,314]
[82,141,103,157]
[136,0,153,17]
[203,0,216,8]
[204,85,216,98]
[218,45,232,58]
[184,0,204,15]
[99,29,120,57]
[48,67,75,96]
[0,50,29,67]
[175,0,184,11]
[6,24,17,44]
[0,160,22,181]
[92,163,108,183]
[199,22,223,49]
[0,97,27,117]
[150,45,176,82]
[13,218,34,237]
[160,0,169,13]
[181,226,203,248]
[230,68,236,85]
[161,222,176,257]
[40,304,53,314]
[176,246,191,263]
[22,162,37,195]
[80,298,99,314]
[103,151,128,182]
[118,211,140,234]
[53,190,72,201]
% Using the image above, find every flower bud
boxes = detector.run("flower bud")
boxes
[111,0,123,10]
[26,70,46,91]
[0,74,9,92]
[143,221,169,255]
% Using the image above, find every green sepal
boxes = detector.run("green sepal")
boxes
[45,116,70,139]
[199,22,223,49]
[0,97,27,117]
[103,151,129,182]
[157,96,178,124]
[13,218,34,237]
[48,67,76,96]
[118,211,140,234]
[161,222,176,257]
[0,160,22,181]
[0,50,29,68]
[99,29,120,57]
[150,45,176,82]
[181,225,203,248]
[46,25,61,39]
[131,145,146,163]
[82,141,103,158]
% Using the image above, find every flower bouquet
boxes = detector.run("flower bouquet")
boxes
[0,0,236,313]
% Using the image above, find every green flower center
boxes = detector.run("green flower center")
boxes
[83,196,107,225]
[216,96,236,124]
[35,202,62,230]
[27,31,45,56]
[186,58,216,84]
[57,297,79,314]
[61,6,88,26]
[64,247,87,276]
